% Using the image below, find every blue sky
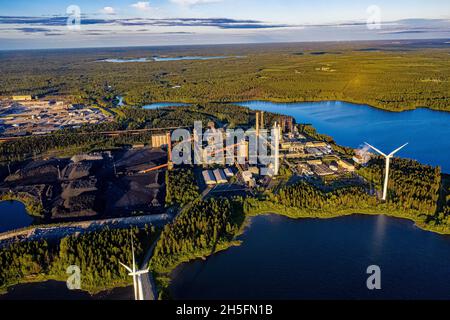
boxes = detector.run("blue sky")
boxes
[1,0,448,21]
[0,0,449,49]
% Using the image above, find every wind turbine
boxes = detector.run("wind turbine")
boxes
[364,142,408,201]
[119,237,149,300]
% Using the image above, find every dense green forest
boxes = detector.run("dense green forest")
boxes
[118,103,252,129]
[245,157,448,232]
[0,226,156,293]
[165,168,200,207]
[151,197,244,274]
[0,41,448,112]
[151,196,243,296]
[358,157,441,215]
[433,174,450,227]
[268,182,377,212]
[0,131,152,163]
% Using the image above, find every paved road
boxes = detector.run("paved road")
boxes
[139,187,212,300]
[0,214,171,246]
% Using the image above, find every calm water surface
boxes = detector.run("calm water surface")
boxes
[170,214,450,300]
[0,281,133,300]
[143,102,190,109]
[0,201,34,233]
[100,56,242,63]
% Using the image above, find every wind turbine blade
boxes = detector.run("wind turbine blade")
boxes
[364,142,387,157]
[119,261,133,273]
[388,143,408,157]
[131,233,136,273]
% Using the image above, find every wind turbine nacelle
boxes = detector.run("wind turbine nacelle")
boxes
[129,269,150,276]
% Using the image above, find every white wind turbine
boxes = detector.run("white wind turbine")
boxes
[364,142,408,201]
[119,238,149,301]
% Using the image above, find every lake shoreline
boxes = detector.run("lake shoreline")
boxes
[2,206,449,299]
[0,278,133,300]
[161,206,450,299]
[247,208,450,236]
[168,212,450,300]
[138,98,450,114]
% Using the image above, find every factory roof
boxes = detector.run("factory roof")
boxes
[224,168,234,177]
[213,169,228,184]
[202,170,216,185]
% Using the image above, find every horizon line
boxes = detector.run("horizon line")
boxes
[1,37,449,52]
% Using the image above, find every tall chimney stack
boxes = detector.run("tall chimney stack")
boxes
[261,111,265,129]
[167,131,173,170]
[256,111,260,137]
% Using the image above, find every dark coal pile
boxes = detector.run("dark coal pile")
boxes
[0,147,168,222]
[106,171,165,216]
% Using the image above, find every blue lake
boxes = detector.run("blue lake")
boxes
[237,101,450,172]
[143,102,190,109]
[100,56,242,63]
[0,201,34,233]
[153,56,242,62]
[101,58,150,63]
[170,214,450,300]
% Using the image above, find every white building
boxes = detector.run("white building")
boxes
[213,169,228,184]
[242,171,253,183]
[202,170,216,185]
[224,167,234,177]
[242,171,256,187]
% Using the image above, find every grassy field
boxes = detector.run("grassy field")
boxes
[0,39,448,112]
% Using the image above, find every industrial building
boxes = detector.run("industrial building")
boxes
[151,133,170,148]
[305,141,328,148]
[224,168,234,177]
[278,115,295,133]
[12,95,33,101]
[242,171,256,187]
[312,164,335,176]
[307,159,323,166]
[202,170,216,185]
[0,99,111,136]
[338,159,355,172]
[281,141,305,153]
[213,169,228,184]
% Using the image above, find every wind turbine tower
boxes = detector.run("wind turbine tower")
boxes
[364,142,408,201]
[119,238,150,300]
